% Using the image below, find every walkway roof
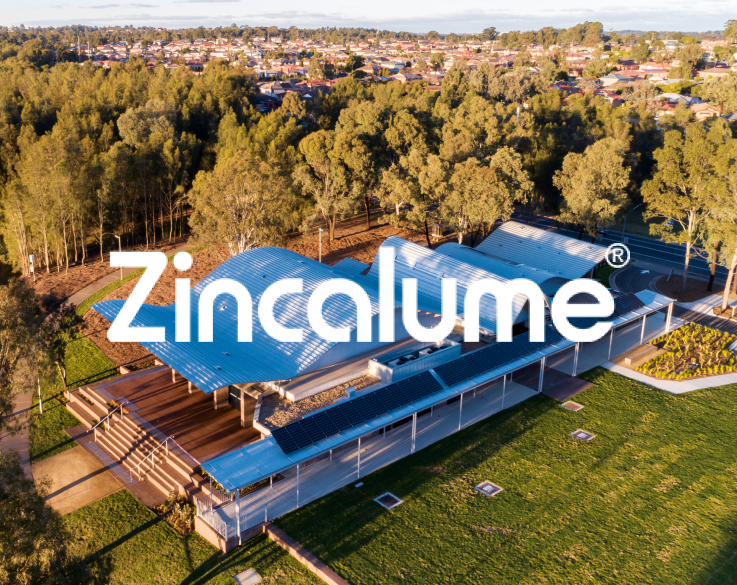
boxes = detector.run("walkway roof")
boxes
[202,290,674,492]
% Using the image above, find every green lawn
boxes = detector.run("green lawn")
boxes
[64,490,321,585]
[276,369,737,585]
[29,334,118,462]
[31,245,207,462]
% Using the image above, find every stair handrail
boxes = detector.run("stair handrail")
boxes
[91,400,129,441]
[169,436,201,466]
[129,434,175,482]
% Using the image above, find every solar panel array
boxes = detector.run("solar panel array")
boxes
[435,294,647,388]
[271,293,648,455]
[434,324,565,388]
[271,371,442,455]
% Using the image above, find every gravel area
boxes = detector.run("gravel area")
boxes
[258,375,380,429]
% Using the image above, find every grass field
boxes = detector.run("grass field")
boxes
[29,334,118,462]
[275,369,737,585]
[64,490,321,584]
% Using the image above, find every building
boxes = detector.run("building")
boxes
[79,223,673,550]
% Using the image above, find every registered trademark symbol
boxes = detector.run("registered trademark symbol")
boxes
[606,243,630,268]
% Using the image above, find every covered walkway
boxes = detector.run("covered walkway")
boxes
[198,292,675,542]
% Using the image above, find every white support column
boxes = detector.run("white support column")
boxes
[329,449,333,461]
[666,303,673,333]
[270,475,273,488]
[357,437,361,478]
[296,464,300,507]
[537,357,546,393]
[607,327,615,360]
[209,476,212,511]
[411,412,417,453]
[383,426,386,438]
[640,313,647,345]
[236,488,241,546]
[430,405,434,417]
[573,343,580,377]
[502,374,507,410]
[458,392,464,431]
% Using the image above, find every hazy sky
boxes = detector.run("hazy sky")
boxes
[6,0,732,32]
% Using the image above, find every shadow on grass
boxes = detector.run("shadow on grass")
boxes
[275,394,557,571]
[179,533,281,585]
[68,368,119,389]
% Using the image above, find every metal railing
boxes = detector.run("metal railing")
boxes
[128,435,175,481]
[169,436,201,467]
[91,400,129,441]
[195,494,267,540]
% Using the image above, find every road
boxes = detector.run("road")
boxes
[510,212,727,282]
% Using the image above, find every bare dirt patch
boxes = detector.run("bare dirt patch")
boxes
[26,236,191,301]
[655,274,735,304]
[258,375,380,429]
[81,247,224,366]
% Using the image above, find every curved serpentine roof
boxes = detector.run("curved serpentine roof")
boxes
[92,238,530,393]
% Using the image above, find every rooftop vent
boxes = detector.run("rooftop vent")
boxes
[570,429,595,442]
[561,401,584,412]
[375,492,403,510]
[476,481,503,497]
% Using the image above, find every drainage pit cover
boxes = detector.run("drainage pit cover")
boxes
[375,492,403,509]
[570,429,595,442]
[476,481,503,497]
[561,401,584,412]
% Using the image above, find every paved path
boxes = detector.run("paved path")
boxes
[2,241,193,483]
[32,445,123,515]
[65,241,193,307]
[0,387,33,479]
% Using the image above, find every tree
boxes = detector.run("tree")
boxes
[0,279,44,436]
[695,73,737,114]
[442,148,532,244]
[0,451,108,584]
[282,92,307,120]
[725,19,737,44]
[554,138,631,241]
[482,27,499,42]
[642,124,725,293]
[426,31,440,41]
[678,43,704,71]
[704,138,737,310]
[189,155,292,255]
[293,130,355,243]
[584,59,609,79]
[631,41,651,63]
[429,52,444,71]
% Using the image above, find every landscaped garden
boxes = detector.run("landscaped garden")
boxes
[274,368,737,584]
[64,489,321,584]
[637,323,737,380]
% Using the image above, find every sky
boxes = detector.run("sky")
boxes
[5,0,732,33]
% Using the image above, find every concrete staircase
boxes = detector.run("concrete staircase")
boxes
[66,384,210,502]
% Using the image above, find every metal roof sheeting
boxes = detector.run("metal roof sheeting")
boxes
[475,221,608,280]
[434,242,561,285]
[331,258,370,278]
[364,237,529,333]
[94,246,393,394]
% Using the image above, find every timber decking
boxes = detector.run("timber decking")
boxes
[101,368,260,461]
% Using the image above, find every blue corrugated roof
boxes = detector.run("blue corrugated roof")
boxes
[94,247,393,393]
[93,238,531,393]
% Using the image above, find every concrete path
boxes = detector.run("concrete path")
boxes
[65,241,193,307]
[0,388,33,480]
[32,445,122,515]
[601,362,737,395]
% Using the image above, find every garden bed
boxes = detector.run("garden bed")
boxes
[636,323,737,380]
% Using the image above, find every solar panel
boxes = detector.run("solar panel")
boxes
[611,293,645,318]
[308,409,340,437]
[336,401,364,428]
[287,422,313,451]
[300,415,327,443]
[271,426,299,454]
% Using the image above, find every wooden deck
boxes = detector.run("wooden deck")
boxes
[101,368,260,462]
